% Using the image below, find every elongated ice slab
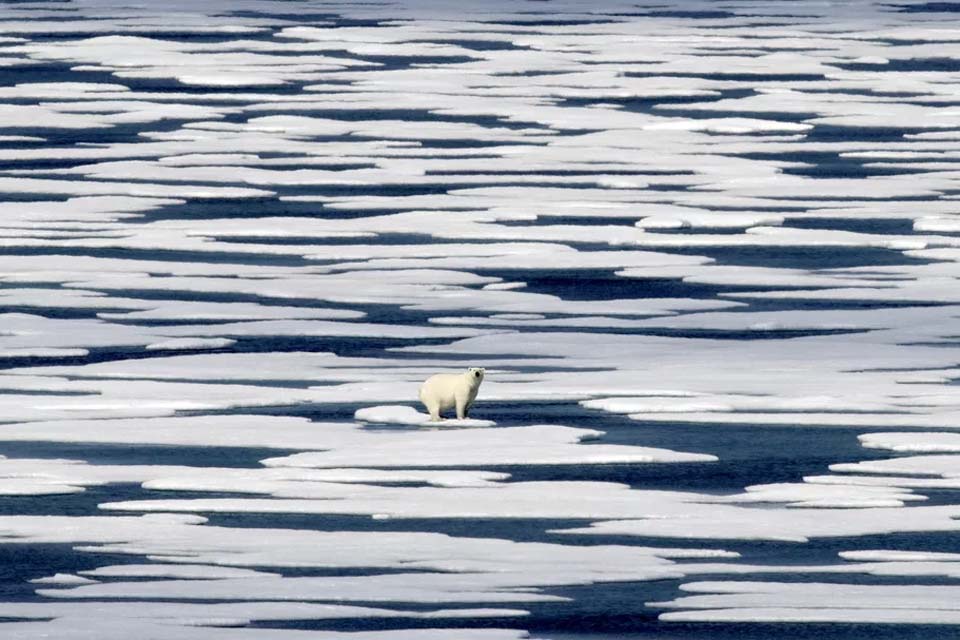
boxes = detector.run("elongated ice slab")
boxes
[354,405,496,427]
[655,581,960,624]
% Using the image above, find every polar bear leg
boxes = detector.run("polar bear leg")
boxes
[455,393,469,419]
[422,397,442,421]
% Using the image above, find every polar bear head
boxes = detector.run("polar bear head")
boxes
[467,367,485,385]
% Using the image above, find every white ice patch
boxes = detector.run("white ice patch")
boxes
[654,581,960,624]
[143,467,510,490]
[99,486,948,525]
[582,394,895,416]
[831,455,960,478]
[839,550,960,563]
[703,483,922,509]
[259,424,715,469]
[0,619,529,640]
[29,574,97,586]
[859,432,960,454]
[145,338,236,351]
[354,405,496,427]
[79,565,279,580]
[100,302,365,322]
[551,501,960,543]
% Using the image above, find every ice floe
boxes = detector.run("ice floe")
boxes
[654,581,960,624]
[354,404,496,427]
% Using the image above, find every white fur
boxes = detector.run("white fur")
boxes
[418,367,485,421]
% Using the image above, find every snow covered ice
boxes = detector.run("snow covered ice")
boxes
[0,0,960,638]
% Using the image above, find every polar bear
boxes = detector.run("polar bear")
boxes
[418,367,485,421]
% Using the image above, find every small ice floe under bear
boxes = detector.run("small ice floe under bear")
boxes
[418,367,485,421]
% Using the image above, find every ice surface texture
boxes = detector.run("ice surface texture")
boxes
[0,0,960,637]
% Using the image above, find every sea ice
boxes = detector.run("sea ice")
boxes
[354,405,496,427]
